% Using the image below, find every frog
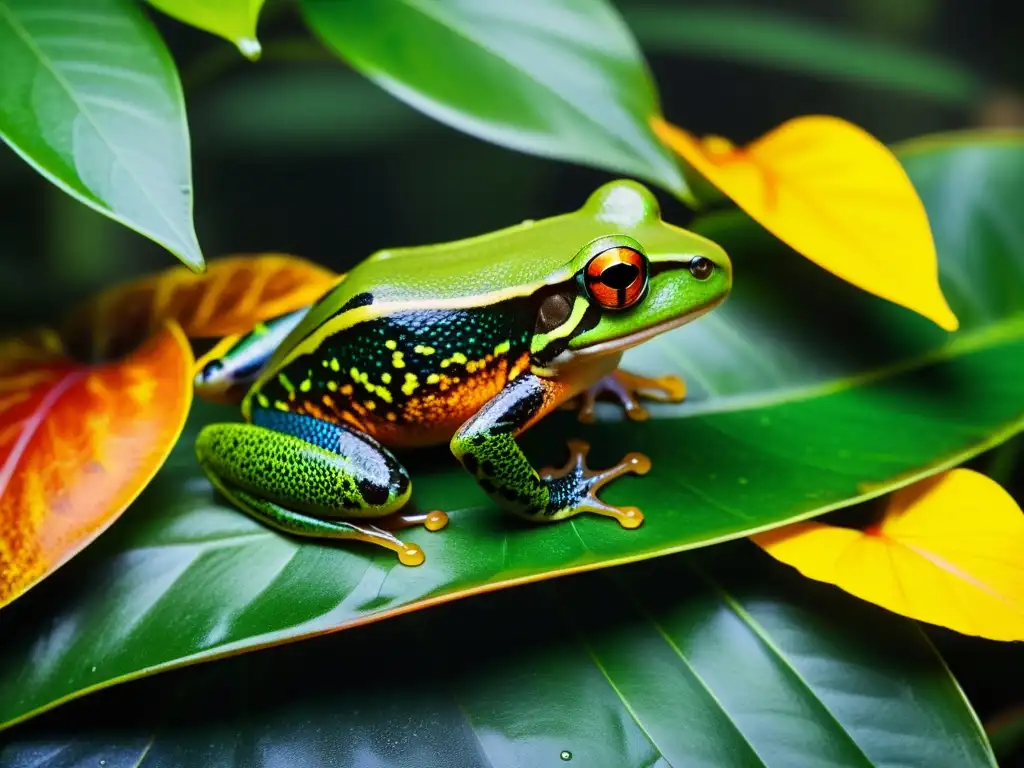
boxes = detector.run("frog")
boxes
[193,180,732,566]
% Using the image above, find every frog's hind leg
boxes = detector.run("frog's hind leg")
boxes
[564,369,686,423]
[196,409,442,565]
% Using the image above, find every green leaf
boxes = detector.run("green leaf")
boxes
[298,0,688,199]
[0,134,1023,728]
[0,0,204,270]
[623,5,981,107]
[0,547,996,767]
[145,0,266,60]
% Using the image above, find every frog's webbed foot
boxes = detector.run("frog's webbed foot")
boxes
[562,370,686,423]
[539,439,651,529]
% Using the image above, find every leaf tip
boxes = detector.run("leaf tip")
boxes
[237,37,262,61]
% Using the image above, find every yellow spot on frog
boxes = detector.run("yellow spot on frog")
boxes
[381,372,392,384]
[392,351,405,369]
[299,379,312,393]
[374,385,393,403]
[350,367,360,381]
[414,344,436,355]
[330,358,340,372]
[274,400,289,411]
[385,340,398,351]
[386,412,397,422]
[494,340,510,355]
[402,373,419,396]
[327,380,338,391]
[341,384,353,395]
[256,393,270,408]
[277,373,295,394]
[364,400,377,410]
[426,373,440,385]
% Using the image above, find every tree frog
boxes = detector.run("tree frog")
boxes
[194,180,732,566]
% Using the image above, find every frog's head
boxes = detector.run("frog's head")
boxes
[534,180,732,367]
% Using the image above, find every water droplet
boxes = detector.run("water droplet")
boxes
[560,751,572,761]
[738,477,748,485]
[91,665,96,672]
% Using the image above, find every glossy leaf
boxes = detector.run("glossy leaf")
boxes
[60,253,339,361]
[0,323,193,609]
[753,468,1024,641]
[625,6,980,106]
[0,0,204,269]
[652,115,959,330]
[0,548,997,766]
[145,0,266,59]
[0,135,1023,727]
[299,0,687,197]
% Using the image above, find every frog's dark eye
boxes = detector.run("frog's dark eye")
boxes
[583,246,648,310]
[689,256,714,280]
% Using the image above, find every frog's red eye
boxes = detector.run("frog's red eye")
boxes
[584,246,648,310]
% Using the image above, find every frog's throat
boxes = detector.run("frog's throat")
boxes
[550,295,726,366]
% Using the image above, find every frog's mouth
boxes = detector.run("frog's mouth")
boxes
[554,294,726,365]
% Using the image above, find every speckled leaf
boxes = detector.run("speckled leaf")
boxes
[0,0,204,269]
[0,134,1021,728]
[0,548,996,767]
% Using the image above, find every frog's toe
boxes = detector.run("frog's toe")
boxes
[542,439,650,528]
[376,508,450,533]
[572,370,687,423]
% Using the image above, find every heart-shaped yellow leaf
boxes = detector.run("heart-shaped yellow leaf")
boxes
[651,115,959,331]
[752,468,1024,641]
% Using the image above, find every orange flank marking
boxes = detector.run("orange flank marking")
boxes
[0,323,193,608]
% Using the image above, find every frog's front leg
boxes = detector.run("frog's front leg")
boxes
[450,373,650,529]
[566,369,687,423]
[196,409,446,566]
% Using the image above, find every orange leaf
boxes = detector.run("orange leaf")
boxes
[752,469,1024,641]
[60,253,340,361]
[652,115,959,331]
[0,322,193,608]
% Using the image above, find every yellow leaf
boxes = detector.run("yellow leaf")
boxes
[651,115,959,331]
[751,468,1024,641]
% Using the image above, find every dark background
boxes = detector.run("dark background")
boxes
[1,0,1023,760]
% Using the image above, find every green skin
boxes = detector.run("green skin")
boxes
[194,180,732,563]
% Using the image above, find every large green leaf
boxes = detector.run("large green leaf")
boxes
[0,0,204,270]
[298,0,688,199]
[0,547,996,767]
[623,6,981,107]
[0,135,1022,727]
